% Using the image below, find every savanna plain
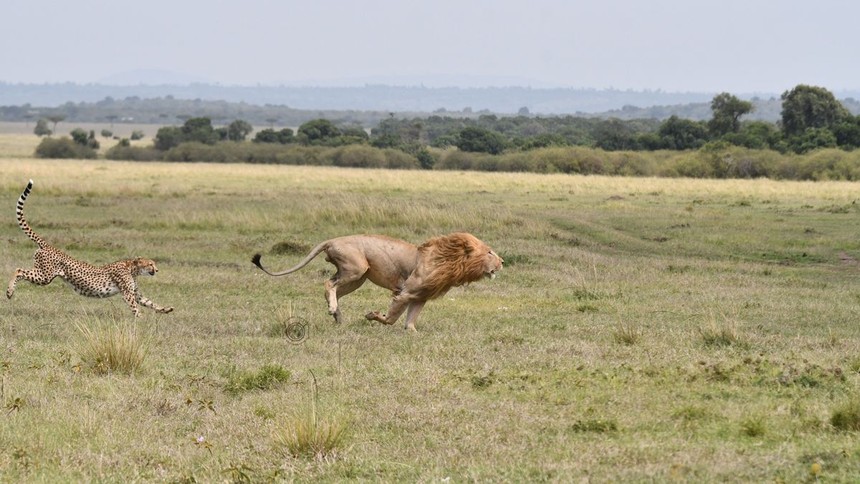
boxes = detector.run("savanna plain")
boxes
[1,132,860,482]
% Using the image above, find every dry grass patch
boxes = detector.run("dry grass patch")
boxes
[272,375,348,460]
[74,320,147,374]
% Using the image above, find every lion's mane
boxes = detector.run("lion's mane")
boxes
[414,232,493,300]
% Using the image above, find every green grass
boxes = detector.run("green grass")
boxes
[2,143,860,481]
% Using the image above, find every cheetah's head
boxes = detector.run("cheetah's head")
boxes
[132,258,159,277]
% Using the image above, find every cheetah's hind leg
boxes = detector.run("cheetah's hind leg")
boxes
[7,268,56,299]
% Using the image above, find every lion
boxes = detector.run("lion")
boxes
[251,232,502,331]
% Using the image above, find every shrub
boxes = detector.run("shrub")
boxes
[331,144,387,168]
[105,144,163,161]
[34,118,52,136]
[34,137,97,159]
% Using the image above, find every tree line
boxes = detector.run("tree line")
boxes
[32,84,860,180]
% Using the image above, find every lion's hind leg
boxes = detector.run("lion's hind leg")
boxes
[324,274,367,324]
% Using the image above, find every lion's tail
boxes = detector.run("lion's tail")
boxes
[15,179,48,249]
[251,240,329,277]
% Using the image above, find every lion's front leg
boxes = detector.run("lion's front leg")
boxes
[402,301,426,332]
[365,293,415,328]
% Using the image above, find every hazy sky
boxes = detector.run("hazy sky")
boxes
[3,0,858,93]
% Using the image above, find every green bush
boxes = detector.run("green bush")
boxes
[105,144,163,161]
[34,137,97,159]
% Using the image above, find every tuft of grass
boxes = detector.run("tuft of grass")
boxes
[612,321,641,345]
[224,364,291,395]
[569,419,618,433]
[270,240,311,255]
[698,320,743,348]
[75,322,147,374]
[273,374,348,459]
[740,415,767,437]
[673,405,710,426]
[830,401,860,431]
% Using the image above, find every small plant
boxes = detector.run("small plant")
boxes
[613,321,641,345]
[830,400,860,431]
[569,418,618,433]
[273,372,348,459]
[740,415,767,437]
[224,364,291,395]
[698,320,743,348]
[672,405,710,426]
[75,322,147,374]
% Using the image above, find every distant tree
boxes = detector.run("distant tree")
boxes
[154,126,183,150]
[339,126,369,144]
[780,85,850,138]
[180,117,218,144]
[370,133,401,149]
[658,116,709,150]
[298,119,341,145]
[46,115,66,133]
[519,133,568,150]
[832,116,860,149]
[416,147,435,169]
[456,126,507,154]
[226,119,253,141]
[708,92,753,137]
[253,128,294,144]
[265,117,279,129]
[33,119,52,137]
[518,106,530,116]
[593,119,638,151]
[70,128,89,146]
[105,114,118,128]
[130,130,145,140]
[87,130,100,149]
[793,127,838,153]
[722,121,781,150]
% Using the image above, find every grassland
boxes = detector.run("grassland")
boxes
[1,133,860,482]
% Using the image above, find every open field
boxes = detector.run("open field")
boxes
[1,134,860,481]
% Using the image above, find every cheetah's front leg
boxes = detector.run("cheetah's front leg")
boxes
[137,290,174,314]
[121,289,142,317]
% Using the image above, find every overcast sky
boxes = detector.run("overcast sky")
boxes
[3,0,858,93]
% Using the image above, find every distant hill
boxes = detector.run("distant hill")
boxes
[0,82,738,114]
[1,83,858,125]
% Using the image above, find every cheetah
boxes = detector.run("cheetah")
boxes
[6,180,174,317]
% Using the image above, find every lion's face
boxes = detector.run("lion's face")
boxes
[483,249,503,279]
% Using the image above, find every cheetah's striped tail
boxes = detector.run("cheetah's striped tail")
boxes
[16,179,47,249]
